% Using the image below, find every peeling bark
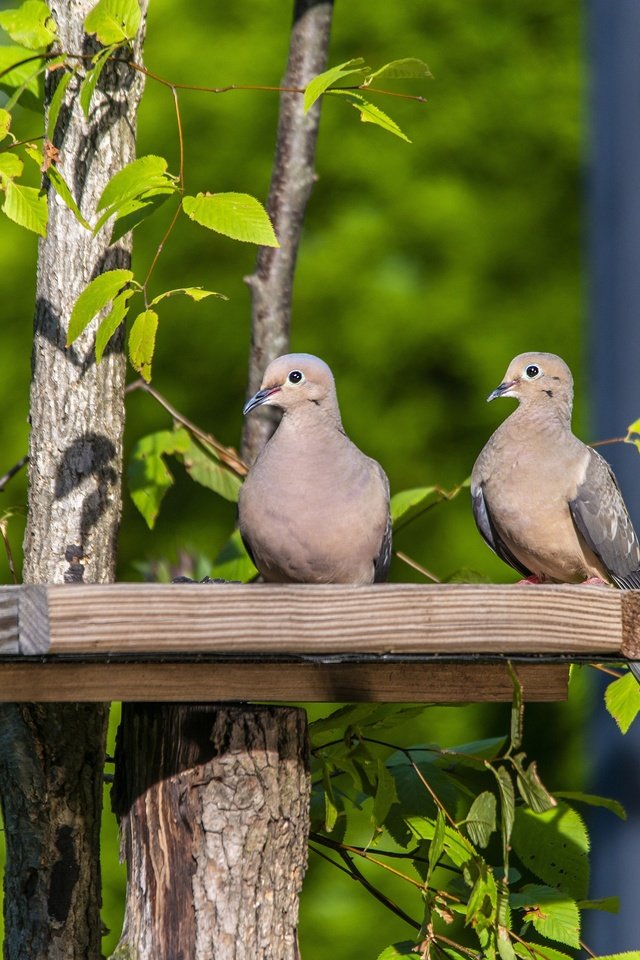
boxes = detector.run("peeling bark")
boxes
[0,4,148,958]
[243,0,335,464]
[112,705,310,960]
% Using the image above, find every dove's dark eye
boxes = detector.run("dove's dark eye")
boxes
[524,365,540,379]
[288,370,304,384]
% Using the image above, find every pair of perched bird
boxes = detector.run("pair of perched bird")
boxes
[239,351,640,591]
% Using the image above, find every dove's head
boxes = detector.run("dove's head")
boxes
[487,352,574,417]
[243,353,340,418]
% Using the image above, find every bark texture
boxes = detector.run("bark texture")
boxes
[243,0,335,464]
[112,704,310,960]
[0,4,147,958]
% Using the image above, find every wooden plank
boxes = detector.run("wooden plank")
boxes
[0,587,19,654]
[0,661,569,702]
[40,582,627,656]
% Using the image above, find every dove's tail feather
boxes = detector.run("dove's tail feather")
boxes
[612,569,640,590]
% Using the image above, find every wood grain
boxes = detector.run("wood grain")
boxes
[0,661,569,702]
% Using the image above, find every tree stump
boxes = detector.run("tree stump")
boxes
[112,704,310,960]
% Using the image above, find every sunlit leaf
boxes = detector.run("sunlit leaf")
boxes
[149,286,227,306]
[588,953,640,960]
[577,896,620,913]
[2,180,47,235]
[209,528,257,583]
[46,164,91,229]
[127,428,190,529]
[46,67,72,139]
[84,0,141,44]
[626,418,640,436]
[303,57,369,112]
[183,192,279,247]
[510,884,580,949]
[0,45,44,98]
[390,486,439,530]
[97,154,175,213]
[67,268,133,345]
[493,765,515,867]
[372,758,399,828]
[180,438,243,503]
[79,46,112,116]
[513,944,573,960]
[108,189,175,243]
[128,308,158,382]
[0,108,11,140]
[554,791,626,821]
[605,671,640,733]
[465,791,496,848]
[94,288,133,362]
[364,58,432,85]
[0,152,24,181]
[330,90,411,142]
[511,802,589,900]
[376,944,422,960]
[0,1,56,49]
[512,755,556,813]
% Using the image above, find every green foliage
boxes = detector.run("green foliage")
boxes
[182,192,279,246]
[604,671,640,733]
[0,1,56,50]
[1,180,46,235]
[0,45,45,103]
[209,528,257,582]
[330,91,411,142]
[84,0,141,45]
[46,68,72,138]
[511,803,589,900]
[94,154,178,236]
[79,46,113,116]
[67,269,134,344]
[128,308,158,381]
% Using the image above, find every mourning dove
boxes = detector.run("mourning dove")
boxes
[238,353,391,584]
[471,352,640,589]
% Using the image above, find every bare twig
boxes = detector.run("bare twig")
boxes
[588,662,624,679]
[395,550,441,583]
[0,455,28,493]
[126,379,248,476]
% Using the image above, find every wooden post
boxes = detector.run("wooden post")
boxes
[112,704,310,959]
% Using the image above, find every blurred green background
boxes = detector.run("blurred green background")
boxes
[0,1,597,957]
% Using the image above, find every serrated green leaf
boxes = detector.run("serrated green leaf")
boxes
[554,791,626,821]
[67,268,133,345]
[303,57,369,112]
[46,164,91,229]
[0,108,11,140]
[2,180,46,235]
[149,286,226,306]
[372,758,399,828]
[0,152,24,181]
[97,154,174,213]
[577,896,619,913]
[493,766,515,869]
[508,662,524,750]
[94,288,133,362]
[590,953,640,960]
[310,703,425,738]
[209,528,257,583]
[128,308,158,382]
[605,670,640,733]
[0,46,46,97]
[108,189,175,243]
[127,428,190,528]
[511,802,589,900]
[79,46,112,117]
[364,57,433,86]
[84,0,140,44]
[407,817,476,869]
[330,90,411,142]
[427,808,446,878]
[390,486,438,530]
[46,68,72,139]
[183,192,279,247]
[497,927,516,960]
[513,943,573,960]
[511,885,580,949]
[512,755,556,814]
[627,418,640,436]
[376,943,422,960]
[179,438,242,503]
[466,860,498,930]
[0,1,56,49]
[465,791,496,848]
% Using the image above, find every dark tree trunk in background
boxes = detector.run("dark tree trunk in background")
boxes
[0,3,147,957]
[243,0,335,464]
[112,705,310,960]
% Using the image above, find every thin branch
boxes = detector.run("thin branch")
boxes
[141,201,181,304]
[310,832,425,891]
[126,379,248,476]
[588,662,623,679]
[395,549,441,583]
[590,436,627,447]
[0,455,28,492]
[337,848,421,930]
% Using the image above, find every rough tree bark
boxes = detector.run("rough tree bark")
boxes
[0,4,147,958]
[243,0,335,464]
[112,705,310,960]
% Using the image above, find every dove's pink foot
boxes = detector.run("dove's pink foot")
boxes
[517,574,545,585]
[580,577,607,586]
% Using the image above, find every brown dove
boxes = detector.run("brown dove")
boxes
[239,353,391,584]
[471,352,640,588]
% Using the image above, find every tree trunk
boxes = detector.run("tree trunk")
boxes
[243,0,335,464]
[112,704,310,960]
[0,4,147,958]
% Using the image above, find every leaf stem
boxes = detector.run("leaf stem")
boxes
[0,455,28,493]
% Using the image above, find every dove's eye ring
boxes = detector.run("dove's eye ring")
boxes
[524,364,540,379]
[288,370,304,384]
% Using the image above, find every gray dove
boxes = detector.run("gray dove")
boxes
[471,352,640,589]
[239,353,391,584]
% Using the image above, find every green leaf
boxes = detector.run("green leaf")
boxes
[2,180,47,235]
[439,736,507,767]
[108,190,175,243]
[303,57,369,112]
[512,755,556,814]
[466,860,498,930]
[330,90,411,142]
[376,944,422,960]
[605,671,640,733]
[390,486,439,530]
[554,791,626,821]
[0,45,44,98]
[364,58,433,85]
[513,944,573,960]
[309,703,425,737]
[627,418,640,436]
[0,1,56,49]
[149,286,227,306]
[0,108,11,140]
[183,192,279,247]
[46,164,91,229]
[94,288,133,362]
[577,896,620,913]
[511,802,589,900]
[84,0,141,44]
[372,758,399,828]
[47,68,72,139]
[79,46,112,117]
[127,428,190,529]
[510,884,580,949]
[493,765,515,868]
[427,808,446,878]
[97,155,174,213]
[321,759,339,832]
[508,662,524,751]
[209,528,257,583]
[496,929,516,960]
[128,308,158,382]
[0,152,24,181]
[590,954,640,960]
[67,268,133,345]
[179,438,242,503]
[465,791,496,848]
[407,817,476,869]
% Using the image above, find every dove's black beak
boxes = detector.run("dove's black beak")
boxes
[243,386,282,416]
[487,379,517,403]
